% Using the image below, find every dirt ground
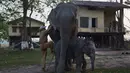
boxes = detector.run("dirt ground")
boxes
[0,51,130,73]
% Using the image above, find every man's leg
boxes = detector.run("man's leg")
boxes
[40,43,47,71]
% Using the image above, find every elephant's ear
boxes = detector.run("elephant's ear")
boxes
[47,9,57,30]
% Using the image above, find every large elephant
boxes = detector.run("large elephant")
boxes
[47,2,78,73]
[55,37,96,73]
[47,25,73,71]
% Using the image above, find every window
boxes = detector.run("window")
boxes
[19,28,22,33]
[92,18,97,28]
[80,17,89,28]
[12,27,17,32]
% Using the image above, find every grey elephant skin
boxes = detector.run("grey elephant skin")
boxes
[47,2,78,73]
[55,37,96,73]
[47,25,74,71]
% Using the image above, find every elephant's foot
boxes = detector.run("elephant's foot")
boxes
[57,60,65,73]
[82,65,86,72]
[75,68,81,73]
[91,68,94,71]
[76,71,81,73]
[82,68,86,72]
[42,67,46,72]
[64,67,72,71]
[65,64,72,71]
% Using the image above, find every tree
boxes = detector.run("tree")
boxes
[125,0,130,4]
[0,0,72,49]
[0,14,8,40]
[0,21,8,48]
[0,0,44,49]
[0,22,8,39]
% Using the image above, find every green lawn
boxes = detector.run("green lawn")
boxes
[0,49,130,73]
[0,49,53,68]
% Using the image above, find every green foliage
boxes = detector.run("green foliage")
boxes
[0,0,44,21]
[44,0,72,8]
[0,21,8,40]
[0,0,22,21]
[0,0,72,21]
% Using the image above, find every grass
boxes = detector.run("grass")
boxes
[0,48,53,68]
[0,49,130,73]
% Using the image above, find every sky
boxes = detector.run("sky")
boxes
[30,0,130,41]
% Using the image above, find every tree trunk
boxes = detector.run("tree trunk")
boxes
[21,0,29,50]
[119,0,124,48]
[28,6,33,49]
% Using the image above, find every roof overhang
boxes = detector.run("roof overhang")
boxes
[73,1,130,10]
[8,17,45,25]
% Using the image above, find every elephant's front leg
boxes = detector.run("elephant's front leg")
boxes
[65,58,72,71]
[57,28,71,73]
[90,53,95,71]
[82,55,87,71]
[55,42,61,73]
[75,55,82,73]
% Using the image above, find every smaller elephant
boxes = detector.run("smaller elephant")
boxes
[83,37,96,71]
[55,37,96,73]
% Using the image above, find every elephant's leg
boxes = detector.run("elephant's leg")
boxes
[90,53,95,71]
[65,58,72,71]
[82,55,87,71]
[75,56,82,73]
[55,52,60,72]
[57,28,71,73]
[67,59,72,69]
[65,49,73,71]
[55,42,61,73]
[65,58,69,71]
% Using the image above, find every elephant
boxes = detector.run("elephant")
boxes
[47,25,74,71]
[83,37,96,71]
[47,2,78,73]
[55,37,96,73]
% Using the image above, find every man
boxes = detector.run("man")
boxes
[39,24,54,71]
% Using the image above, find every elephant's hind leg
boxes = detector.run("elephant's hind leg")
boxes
[75,55,82,73]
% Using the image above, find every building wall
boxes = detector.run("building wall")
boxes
[8,25,21,36]
[104,10,116,30]
[77,6,104,32]
[8,19,43,36]
[26,20,43,27]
